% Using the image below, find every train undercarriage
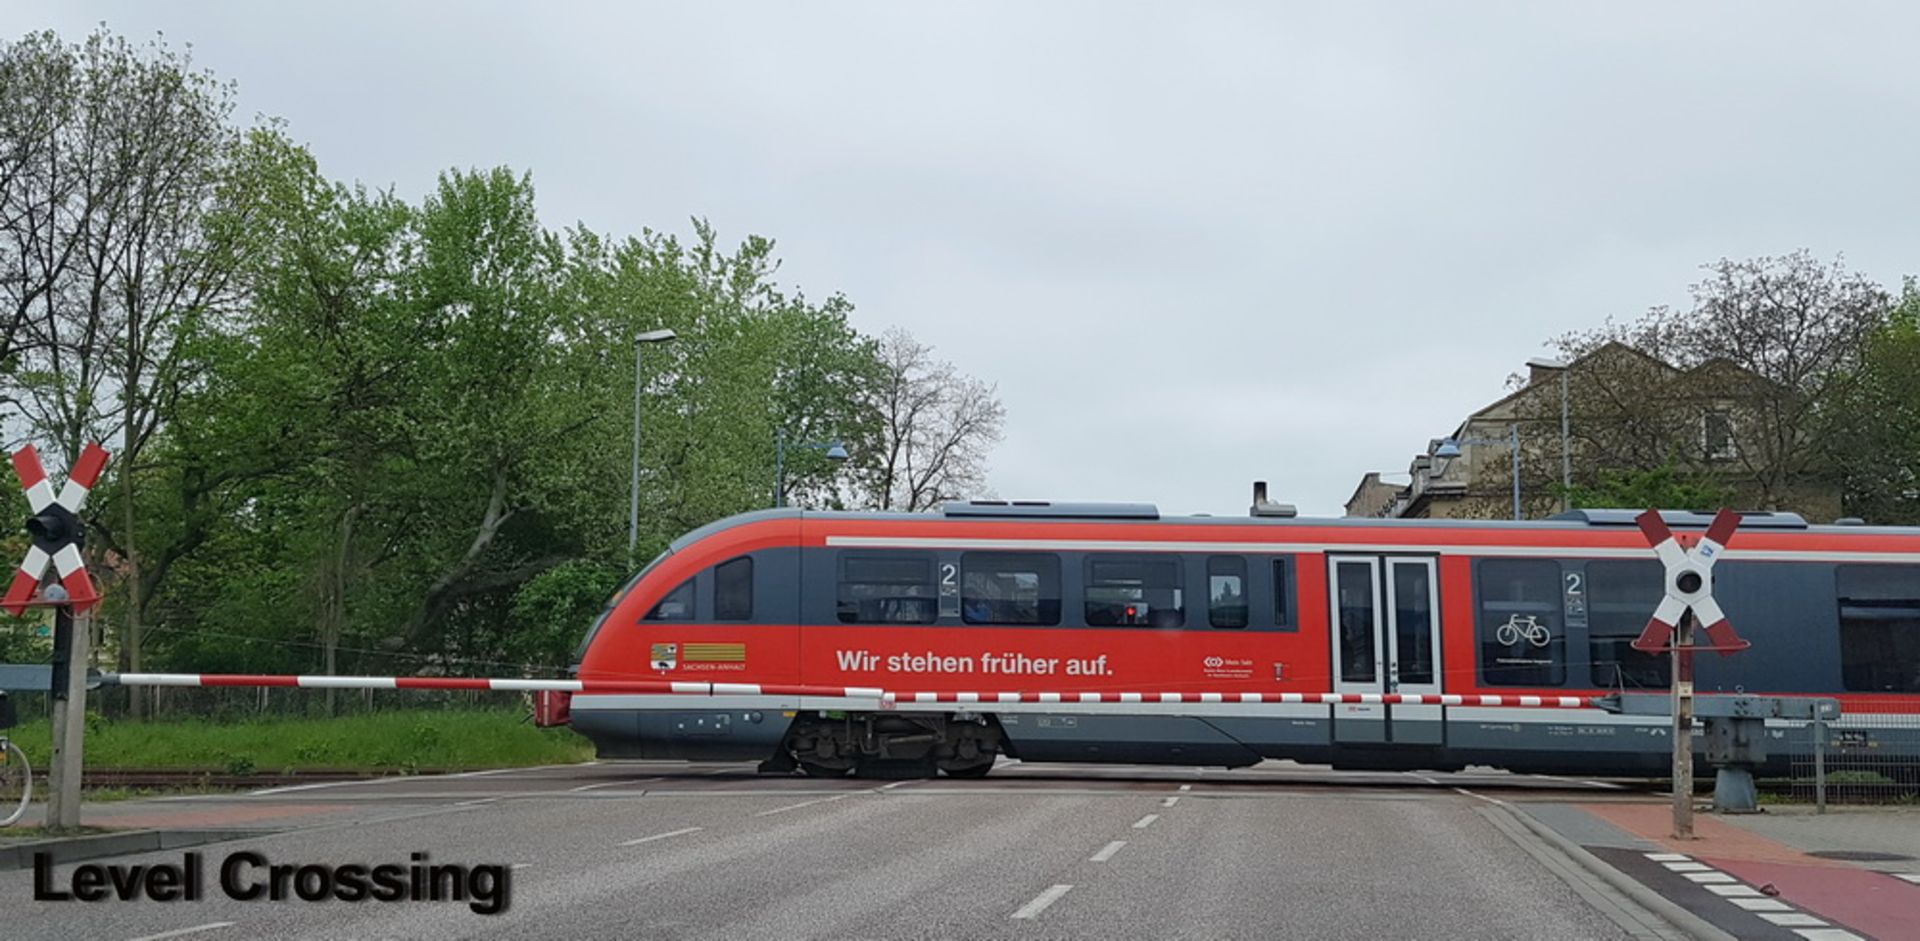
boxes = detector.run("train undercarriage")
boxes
[767,712,1005,779]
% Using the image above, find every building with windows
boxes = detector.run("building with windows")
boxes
[1345,343,1845,521]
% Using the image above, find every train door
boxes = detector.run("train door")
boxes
[1327,555,1442,746]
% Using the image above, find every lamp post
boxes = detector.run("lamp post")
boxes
[630,328,677,552]
[1560,367,1571,511]
[774,428,849,508]
[1433,423,1522,520]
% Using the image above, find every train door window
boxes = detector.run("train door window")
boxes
[1334,560,1377,683]
[1086,555,1184,627]
[1837,565,1920,693]
[1476,559,1565,686]
[838,553,938,624]
[714,556,753,621]
[1208,557,1248,629]
[1586,560,1666,689]
[644,577,695,621]
[962,552,1061,626]
[1391,561,1435,686]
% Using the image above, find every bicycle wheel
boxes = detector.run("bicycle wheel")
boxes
[0,739,30,827]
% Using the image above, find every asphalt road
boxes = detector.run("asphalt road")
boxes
[4,761,1664,940]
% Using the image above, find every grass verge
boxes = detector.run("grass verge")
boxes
[6,709,595,774]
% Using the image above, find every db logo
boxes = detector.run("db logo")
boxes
[1203,656,1225,668]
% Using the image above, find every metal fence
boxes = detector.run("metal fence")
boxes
[5,684,523,725]
[1785,698,1920,807]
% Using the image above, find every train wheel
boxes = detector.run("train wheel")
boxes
[939,761,993,779]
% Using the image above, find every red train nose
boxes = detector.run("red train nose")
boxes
[533,690,572,727]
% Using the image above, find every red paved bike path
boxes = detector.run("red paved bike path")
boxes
[1584,803,1920,941]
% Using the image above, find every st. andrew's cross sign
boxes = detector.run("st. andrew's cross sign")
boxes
[1631,507,1750,655]
[3,443,109,615]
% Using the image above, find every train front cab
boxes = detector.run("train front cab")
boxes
[569,512,805,763]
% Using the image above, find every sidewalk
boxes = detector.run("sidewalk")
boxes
[1517,800,1920,941]
[0,794,396,869]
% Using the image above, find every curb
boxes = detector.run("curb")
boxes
[0,828,268,871]
[1497,804,1736,941]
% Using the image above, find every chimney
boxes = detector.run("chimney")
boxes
[1250,480,1298,518]
[1526,357,1567,386]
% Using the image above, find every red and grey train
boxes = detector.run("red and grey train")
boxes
[567,500,1920,777]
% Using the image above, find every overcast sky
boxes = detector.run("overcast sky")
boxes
[16,2,1920,516]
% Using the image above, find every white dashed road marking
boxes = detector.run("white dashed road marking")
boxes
[1635,851,1857,937]
[1089,841,1127,863]
[1161,796,1179,807]
[1011,884,1073,920]
[621,826,704,846]
[1132,814,1159,829]
[571,778,659,792]
[757,794,851,816]
[1759,913,1829,927]
[127,924,235,941]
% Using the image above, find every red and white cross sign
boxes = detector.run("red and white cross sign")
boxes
[3,443,110,614]
[1630,508,1749,655]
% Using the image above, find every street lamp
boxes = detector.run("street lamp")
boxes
[1433,423,1522,520]
[774,428,849,508]
[630,328,677,552]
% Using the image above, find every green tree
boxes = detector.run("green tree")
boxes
[1563,463,1733,512]
[1827,280,1920,524]
[0,28,262,715]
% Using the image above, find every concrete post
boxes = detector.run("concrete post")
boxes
[1671,613,1694,839]
[45,606,90,830]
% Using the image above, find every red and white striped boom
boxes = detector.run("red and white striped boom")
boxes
[100,672,1600,709]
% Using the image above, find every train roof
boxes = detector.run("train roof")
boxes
[667,502,1920,552]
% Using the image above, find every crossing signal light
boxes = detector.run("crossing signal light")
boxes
[25,506,80,547]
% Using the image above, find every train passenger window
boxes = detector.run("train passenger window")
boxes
[714,556,753,621]
[1586,561,1667,689]
[1086,555,1184,627]
[962,552,1061,625]
[1837,565,1920,693]
[644,577,695,621]
[1208,557,1248,629]
[1476,559,1565,686]
[838,553,937,624]
[1273,558,1293,629]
